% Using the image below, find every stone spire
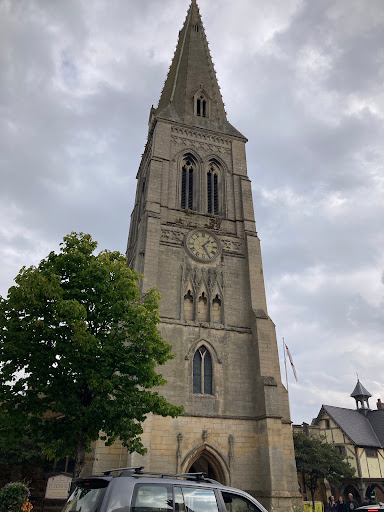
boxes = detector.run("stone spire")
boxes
[153,0,245,139]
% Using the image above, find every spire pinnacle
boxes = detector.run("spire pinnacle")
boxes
[154,0,245,139]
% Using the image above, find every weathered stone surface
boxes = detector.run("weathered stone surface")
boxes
[91,2,302,511]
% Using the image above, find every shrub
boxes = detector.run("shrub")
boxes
[0,482,33,512]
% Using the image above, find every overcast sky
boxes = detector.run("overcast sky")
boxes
[1,0,384,425]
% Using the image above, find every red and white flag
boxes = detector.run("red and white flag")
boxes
[285,344,298,381]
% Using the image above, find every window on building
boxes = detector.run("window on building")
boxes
[324,419,330,429]
[44,456,75,473]
[335,445,346,457]
[181,156,195,210]
[207,162,220,215]
[193,346,212,395]
[197,95,207,117]
[366,448,377,458]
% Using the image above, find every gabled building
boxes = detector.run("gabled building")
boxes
[311,381,384,503]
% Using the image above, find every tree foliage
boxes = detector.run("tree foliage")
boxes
[294,431,355,510]
[0,233,183,477]
[0,433,42,467]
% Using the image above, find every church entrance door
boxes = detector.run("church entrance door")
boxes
[187,452,226,484]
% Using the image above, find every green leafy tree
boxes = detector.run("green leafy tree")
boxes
[294,431,355,511]
[0,432,43,469]
[0,233,183,478]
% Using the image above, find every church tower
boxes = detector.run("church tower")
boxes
[123,2,300,510]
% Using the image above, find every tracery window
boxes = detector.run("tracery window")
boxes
[207,162,220,215]
[193,346,212,395]
[181,156,195,210]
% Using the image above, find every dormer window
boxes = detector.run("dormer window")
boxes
[193,23,199,32]
[197,96,206,117]
[194,89,209,118]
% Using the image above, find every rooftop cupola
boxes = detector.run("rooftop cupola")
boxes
[351,380,372,415]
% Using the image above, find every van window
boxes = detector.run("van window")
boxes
[132,485,173,512]
[174,487,219,512]
[221,492,262,512]
[63,480,108,512]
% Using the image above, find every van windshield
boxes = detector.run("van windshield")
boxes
[62,480,109,512]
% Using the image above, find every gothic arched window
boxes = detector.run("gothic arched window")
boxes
[194,90,209,119]
[197,96,207,117]
[181,156,195,210]
[207,161,220,215]
[193,346,212,395]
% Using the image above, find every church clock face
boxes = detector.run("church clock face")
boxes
[185,230,220,262]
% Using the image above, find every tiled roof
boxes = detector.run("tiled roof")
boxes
[315,405,383,448]
[368,410,384,446]
[350,380,372,398]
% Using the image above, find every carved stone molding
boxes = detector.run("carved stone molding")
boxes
[171,135,231,155]
[228,434,234,485]
[176,433,183,473]
[183,264,224,293]
[161,228,185,246]
[171,126,231,147]
[221,238,243,255]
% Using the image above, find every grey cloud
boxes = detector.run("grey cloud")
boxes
[1,0,384,425]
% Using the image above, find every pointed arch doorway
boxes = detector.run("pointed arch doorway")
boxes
[185,449,227,485]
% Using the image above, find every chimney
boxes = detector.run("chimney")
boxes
[377,398,383,410]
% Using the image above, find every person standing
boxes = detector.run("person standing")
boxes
[347,493,359,511]
[328,496,338,512]
[337,496,348,512]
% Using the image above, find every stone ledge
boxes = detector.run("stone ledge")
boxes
[180,412,283,421]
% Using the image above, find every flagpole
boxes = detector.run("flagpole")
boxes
[283,337,289,395]
[283,337,292,425]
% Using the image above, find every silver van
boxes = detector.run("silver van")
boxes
[63,467,268,512]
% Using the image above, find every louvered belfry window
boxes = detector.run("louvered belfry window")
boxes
[181,157,195,210]
[193,346,212,395]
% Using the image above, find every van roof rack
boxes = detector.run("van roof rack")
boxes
[103,467,144,475]
[103,467,219,483]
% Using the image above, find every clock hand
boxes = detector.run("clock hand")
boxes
[203,245,210,257]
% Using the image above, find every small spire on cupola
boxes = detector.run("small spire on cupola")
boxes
[351,379,372,415]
